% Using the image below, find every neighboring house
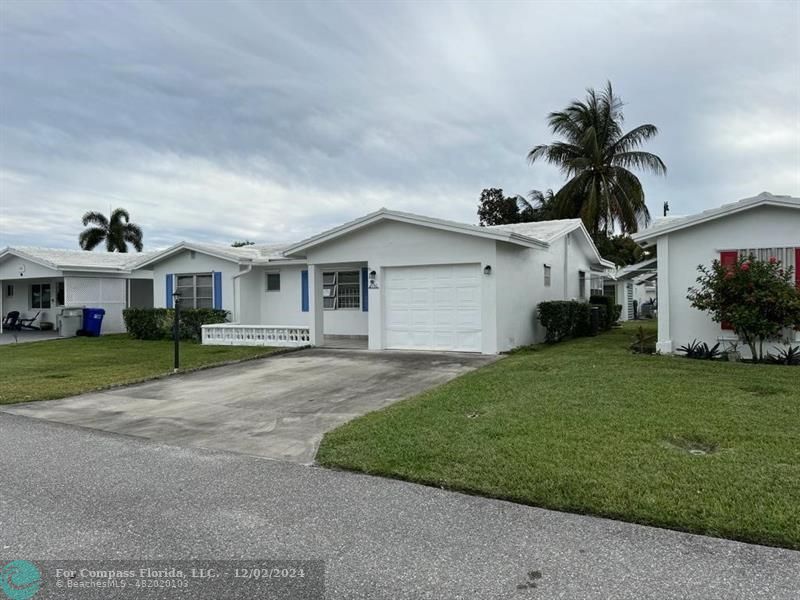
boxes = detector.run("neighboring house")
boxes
[0,247,154,334]
[608,257,658,321]
[136,209,612,354]
[632,192,800,355]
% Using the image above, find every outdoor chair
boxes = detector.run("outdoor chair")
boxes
[2,311,21,330]
[18,311,41,330]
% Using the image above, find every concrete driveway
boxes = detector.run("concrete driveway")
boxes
[2,348,496,463]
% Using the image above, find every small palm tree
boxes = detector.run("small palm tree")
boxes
[528,82,666,235]
[79,208,143,252]
[517,189,559,222]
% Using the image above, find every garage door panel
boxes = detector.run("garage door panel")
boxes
[456,286,480,306]
[384,264,482,352]
[457,331,481,350]
[455,309,481,329]
[411,287,431,305]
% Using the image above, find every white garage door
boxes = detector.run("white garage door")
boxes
[384,264,482,352]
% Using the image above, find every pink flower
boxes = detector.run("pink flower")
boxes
[740,262,750,271]
[769,256,778,264]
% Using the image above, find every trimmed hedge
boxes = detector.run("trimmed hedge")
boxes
[123,308,229,341]
[538,301,590,343]
[538,297,621,343]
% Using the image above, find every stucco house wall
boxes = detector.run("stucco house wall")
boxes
[251,264,308,328]
[658,204,800,355]
[494,238,567,349]
[151,250,239,317]
[302,219,499,353]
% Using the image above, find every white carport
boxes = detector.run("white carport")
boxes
[0,247,154,335]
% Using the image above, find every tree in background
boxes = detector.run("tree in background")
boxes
[232,240,255,247]
[477,187,645,266]
[688,256,800,362]
[79,208,143,252]
[528,82,666,235]
[592,232,645,266]
[477,187,559,226]
[477,188,520,226]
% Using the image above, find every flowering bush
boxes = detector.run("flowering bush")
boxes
[687,256,800,362]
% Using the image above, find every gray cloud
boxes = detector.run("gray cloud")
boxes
[1,0,798,250]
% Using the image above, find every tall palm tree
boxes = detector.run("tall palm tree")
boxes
[79,208,144,252]
[528,83,666,235]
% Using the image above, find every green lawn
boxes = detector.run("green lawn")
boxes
[318,322,800,549]
[0,336,279,405]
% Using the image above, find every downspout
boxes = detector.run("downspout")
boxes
[231,262,253,323]
[563,233,570,298]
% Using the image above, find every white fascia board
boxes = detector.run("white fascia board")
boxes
[632,196,800,243]
[283,209,549,256]
[0,248,59,271]
[132,242,248,269]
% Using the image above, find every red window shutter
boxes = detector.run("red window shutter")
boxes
[795,248,800,289]
[720,251,738,267]
[720,251,737,330]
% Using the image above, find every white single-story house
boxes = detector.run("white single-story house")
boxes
[0,247,154,334]
[607,257,658,321]
[134,209,613,354]
[632,192,800,355]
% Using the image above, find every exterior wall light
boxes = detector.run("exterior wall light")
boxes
[368,269,378,289]
[483,265,492,275]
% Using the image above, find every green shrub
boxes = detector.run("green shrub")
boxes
[688,256,800,362]
[123,308,229,341]
[589,295,616,330]
[538,300,595,342]
[574,302,594,337]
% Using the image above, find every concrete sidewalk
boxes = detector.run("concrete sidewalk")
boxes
[1,413,797,600]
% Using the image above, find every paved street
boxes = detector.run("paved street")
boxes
[1,413,797,599]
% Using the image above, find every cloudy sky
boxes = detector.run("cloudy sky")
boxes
[1,0,798,250]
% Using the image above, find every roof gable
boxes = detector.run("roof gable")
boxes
[633,192,800,243]
[283,208,549,257]
[131,241,300,270]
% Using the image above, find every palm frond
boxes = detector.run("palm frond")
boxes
[609,124,659,154]
[82,211,108,228]
[613,151,667,176]
[610,167,651,231]
[110,208,131,226]
[78,227,106,251]
[123,223,144,252]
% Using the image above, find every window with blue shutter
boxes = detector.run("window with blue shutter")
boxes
[361,267,368,312]
[213,272,223,309]
[301,270,309,312]
[166,274,174,308]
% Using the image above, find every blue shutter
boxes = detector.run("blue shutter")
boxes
[166,274,173,308]
[361,267,368,312]
[213,272,222,309]
[301,270,309,312]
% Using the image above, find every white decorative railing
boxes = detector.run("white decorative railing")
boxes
[201,324,311,347]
